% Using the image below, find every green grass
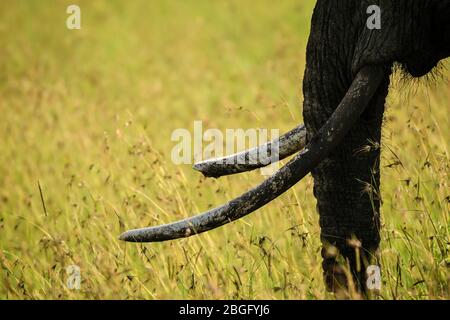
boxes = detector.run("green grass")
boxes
[0,0,448,299]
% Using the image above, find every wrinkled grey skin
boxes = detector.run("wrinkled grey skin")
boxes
[304,0,450,291]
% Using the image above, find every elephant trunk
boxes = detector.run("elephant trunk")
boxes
[302,0,392,293]
[305,83,389,291]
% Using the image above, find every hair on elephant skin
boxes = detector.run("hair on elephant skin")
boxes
[303,0,450,293]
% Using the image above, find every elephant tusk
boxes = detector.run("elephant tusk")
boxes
[119,66,385,243]
[192,125,307,178]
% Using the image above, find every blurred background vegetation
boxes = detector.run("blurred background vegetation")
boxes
[0,0,448,299]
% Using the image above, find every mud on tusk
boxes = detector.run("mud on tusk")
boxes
[193,125,307,178]
[119,66,385,243]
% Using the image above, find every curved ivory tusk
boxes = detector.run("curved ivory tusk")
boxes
[192,125,307,178]
[119,66,385,243]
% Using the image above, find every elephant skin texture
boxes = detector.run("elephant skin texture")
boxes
[302,0,450,293]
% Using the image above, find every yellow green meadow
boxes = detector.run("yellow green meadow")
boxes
[0,0,448,299]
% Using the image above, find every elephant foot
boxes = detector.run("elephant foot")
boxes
[321,243,379,299]
[322,256,350,297]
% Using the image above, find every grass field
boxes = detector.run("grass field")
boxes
[0,0,449,300]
